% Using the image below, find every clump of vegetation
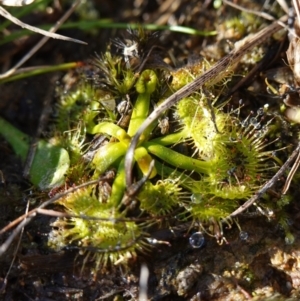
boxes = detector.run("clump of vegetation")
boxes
[0,23,293,269]
[44,25,291,261]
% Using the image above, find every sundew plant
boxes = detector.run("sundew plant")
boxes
[0,26,293,270]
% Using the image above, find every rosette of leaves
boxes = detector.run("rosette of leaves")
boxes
[48,184,150,269]
[49,32,284,251]
[0,27,288,266]
[174,96,281,235]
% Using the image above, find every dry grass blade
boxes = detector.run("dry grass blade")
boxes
[0,0,86,79]
[0,5,86,44]
[293,0,300,24]
[0,0,35,6]
[0,201,29,293]
[282,149,300,194]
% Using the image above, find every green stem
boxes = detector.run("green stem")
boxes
[127,93,150,137]
[149,128,189,146]
[109,158,126,206]
[91,122,130,142]
[92,141,127,175]
[127,70,157,137]
[0,21,216,46]
[0,62,83,84]
[145,143,212,175]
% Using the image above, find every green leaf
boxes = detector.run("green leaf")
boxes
[0,117,69,189]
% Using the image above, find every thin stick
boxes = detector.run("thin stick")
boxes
[229,142,300,217]
[0,201,29,293]
[124,15,288,188]
[223,0,282,21]
[34,208,156,222]
[0,2,86,44]
[280,0,300,194]
[0,178,101,256]
[0,0,86,79]
[293,0,300,25]
[282,146,300,194]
